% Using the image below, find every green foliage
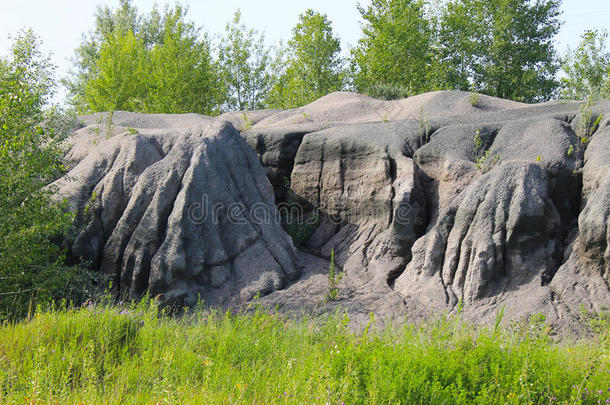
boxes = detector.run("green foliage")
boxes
[438,0,562,102]
[578,96,603,140]
[283,212,320,248]
[327,249,342,301]
[351,0,435,97]
[280,177,320,247]
[472,128,500,172]
[570,97,604,173]
[240,112,253,132]
[66,0,218,114]
[469,91,480,106]
[143,5,217,114]
[561,29,610,100]
[363,82,412,100]
[0,30,97,320]
[218,10,272,111]
[266,10,344,109]
[351,0,561,102]
[475,150,501,172]
[419,106,431,144]
[0,301,608,403]
[473,128,483,155]
[60,0,568,112]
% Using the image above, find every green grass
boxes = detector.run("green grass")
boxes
[0,300,608,404]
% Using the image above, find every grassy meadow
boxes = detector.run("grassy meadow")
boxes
[0,300,608,404]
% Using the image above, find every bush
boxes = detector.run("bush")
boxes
[364,82,411,100]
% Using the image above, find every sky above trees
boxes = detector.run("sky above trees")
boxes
[0,0,608,101]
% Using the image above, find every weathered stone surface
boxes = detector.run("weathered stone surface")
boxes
[253,90,527,128]
[550,107,610,317]
[289,122,426,292]
[242,123,328,201]
[56,113,298,307]
[395,163,563,308]
[58,93,610,331]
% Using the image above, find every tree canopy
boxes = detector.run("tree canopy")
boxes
[350,0,562,102]
[218,10,272,111]
[66,0,218,114]
[350,0,435,99]
[560,29,610,100]
[440,0,562,102]
[266,10,344,109]
[54,0,610,111]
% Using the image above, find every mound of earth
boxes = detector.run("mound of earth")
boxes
[57,91,610,331]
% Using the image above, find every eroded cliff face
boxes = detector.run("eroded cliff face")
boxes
[55,113,298,307]
[57,91,610,330]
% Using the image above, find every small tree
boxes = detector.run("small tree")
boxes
[81,29,147,112]
[0,30,95,320]
[350,0,435,99]
[64,0,141,111]
[144,4,217,114]
[218,10,272,112]
[438,0,562,102]
[561,29,610,100]
[66,0,219,114]
[266,9,344,109]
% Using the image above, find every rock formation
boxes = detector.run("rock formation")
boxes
[55,112,297,306]
[56,91,610,330]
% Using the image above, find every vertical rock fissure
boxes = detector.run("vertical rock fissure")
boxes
[386,148,397,228]
[316,139,326,209]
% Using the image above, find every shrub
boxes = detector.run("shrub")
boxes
[0,30,97,321]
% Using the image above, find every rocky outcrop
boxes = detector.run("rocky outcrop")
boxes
[550,108,610,317]
[58,93,610,330]
[288,122,426,290]
[56,113,298,306]
[242,123,328,201]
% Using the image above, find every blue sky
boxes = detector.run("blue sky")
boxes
[1,0,609,102]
